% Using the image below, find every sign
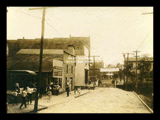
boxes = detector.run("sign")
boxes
[106,73,114,76]
[53,60,63,68]
[100,68,119,72]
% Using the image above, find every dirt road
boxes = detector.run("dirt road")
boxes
[39,88,151,113]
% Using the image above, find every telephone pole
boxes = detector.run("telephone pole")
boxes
[133,50,140,93]
[90,56,100,86]
[122,53,134,90]
[29,7,47,112]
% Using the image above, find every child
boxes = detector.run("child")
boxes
[12,90,18,106]
[19,88,27,109]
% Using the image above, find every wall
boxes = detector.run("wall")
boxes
[63,52,75,91]
[75,55,86,86]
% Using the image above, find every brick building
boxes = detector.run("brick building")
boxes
[7,35,90,91]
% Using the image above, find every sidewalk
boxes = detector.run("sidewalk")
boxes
[7,89,89,113]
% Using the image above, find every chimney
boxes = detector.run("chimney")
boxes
[67,45,75,55]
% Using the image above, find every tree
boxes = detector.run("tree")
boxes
[138,55,152,85]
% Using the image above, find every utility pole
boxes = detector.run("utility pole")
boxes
[29,7,47,113]
[123,53,134,90]
[142,12,153,15]
[90,56,100,87]
[133,50,140,93]
[122,53,126,85]
[126,53,129,90]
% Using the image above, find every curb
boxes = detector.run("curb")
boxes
[74,91,89,98]
[27,107,48,113]
[133,91,153,113]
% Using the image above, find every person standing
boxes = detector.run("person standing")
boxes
[66,84,69,97]
[47,85,52,102]
[50,83,54,95]
[56,84,60,96]
[19,88,27,109]
[27,87,33,105]
[14,83,20,94]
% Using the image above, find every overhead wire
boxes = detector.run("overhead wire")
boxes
[8,7,64,38]
[136,31,151,51]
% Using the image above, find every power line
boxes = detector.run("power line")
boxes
[8,7,64,38]
[136,31,150,51]
[45,20,64,38]
[9,7,42,19]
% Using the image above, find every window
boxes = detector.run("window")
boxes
[56,44,61,49]
[58,71,62,76]
[66,65,68,73]
[54,71,58,76]
[71,66,73,74]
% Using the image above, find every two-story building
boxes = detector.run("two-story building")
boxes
[7,35,90,91]
[7,47,76,93]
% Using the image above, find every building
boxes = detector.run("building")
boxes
[89,60,104,81]
[124,57,153,84]
[7,47,76,93]
[100,67,120,80]
[7,35,90,90]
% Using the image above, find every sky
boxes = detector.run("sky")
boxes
[7,7,153,67]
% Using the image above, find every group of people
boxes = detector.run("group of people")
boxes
[10,83,36,109]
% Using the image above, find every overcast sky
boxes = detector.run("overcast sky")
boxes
[7,7,153,66]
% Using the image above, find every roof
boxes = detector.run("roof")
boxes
[7,36,90,56]
[16,49,64,55]
[7,70,37,75]
[7,54,63,72]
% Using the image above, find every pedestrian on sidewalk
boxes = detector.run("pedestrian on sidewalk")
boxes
[27,86,33,105]
[66,84,69,97]
[19,87,27,109]
[47,85,52,101]
[56,84,60,96]
[12,89,18,106]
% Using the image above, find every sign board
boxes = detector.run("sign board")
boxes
[100,68,119,72]
[106,73,114,76]
[53,60,63,68]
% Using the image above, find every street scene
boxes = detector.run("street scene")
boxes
[7,7,153,113]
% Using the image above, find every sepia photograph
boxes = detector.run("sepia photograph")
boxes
[7,6,153,113]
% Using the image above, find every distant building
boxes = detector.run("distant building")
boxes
[89,60,104,81]
[100,67,120,80]
[124,57,153,73]
[124,57,153,83]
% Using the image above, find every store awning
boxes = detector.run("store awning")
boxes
[7,70,37,76]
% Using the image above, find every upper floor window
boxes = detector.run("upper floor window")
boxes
[66,65,68,73]
[71,66,73,74]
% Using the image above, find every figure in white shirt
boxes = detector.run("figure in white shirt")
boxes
[19,88,27,109]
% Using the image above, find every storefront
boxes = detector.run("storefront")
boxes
[51,60,64,92]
